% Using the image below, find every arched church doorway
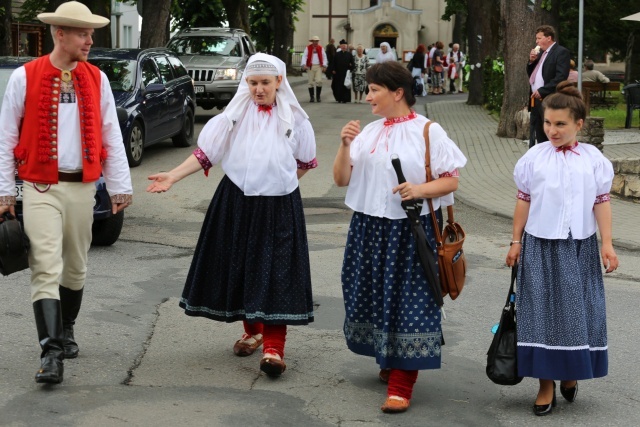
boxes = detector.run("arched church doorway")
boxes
[372,23,398,48]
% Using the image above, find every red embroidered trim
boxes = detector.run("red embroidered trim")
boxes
[296,157,318,170]
[256,102,276,115]
[75,71,97,164]
[38,72,57,163]
[383,111,417,127]
[193,148,212,176]
[555,141,580,155]
[595,193,610,204]
[517,190,531,202]
[438,169,459,178]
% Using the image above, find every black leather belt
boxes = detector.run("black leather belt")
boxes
[58,171,83,182]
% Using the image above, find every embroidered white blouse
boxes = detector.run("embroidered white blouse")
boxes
[514,141,614,240]
[196,103,316,196]
[346,113,467,220]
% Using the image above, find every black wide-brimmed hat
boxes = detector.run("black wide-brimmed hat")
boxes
[339,39,347,45]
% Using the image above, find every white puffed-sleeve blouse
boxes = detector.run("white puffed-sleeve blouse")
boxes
[514,141,614,240]
[345,113,467,219]
[196,103,316,196]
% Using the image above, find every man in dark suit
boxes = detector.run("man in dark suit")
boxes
[527,25,570,147]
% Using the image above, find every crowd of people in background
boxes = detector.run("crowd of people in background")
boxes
[303,36,468,103]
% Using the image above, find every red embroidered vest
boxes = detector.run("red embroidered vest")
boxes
[14,56,106,184]
[306,45,324,68]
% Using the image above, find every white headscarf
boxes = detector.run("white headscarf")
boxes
[376,42,396,63]
[222,53,307,140]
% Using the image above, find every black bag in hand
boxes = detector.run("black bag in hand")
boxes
[486,266,523,386]
[0,212,30,276]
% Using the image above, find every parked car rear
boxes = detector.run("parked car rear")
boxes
[89,48,196,167]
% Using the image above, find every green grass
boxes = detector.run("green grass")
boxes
[589,91,640,129]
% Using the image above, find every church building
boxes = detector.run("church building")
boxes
[293,0,454,62]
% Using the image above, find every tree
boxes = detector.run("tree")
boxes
[171,0,225,32]
[465,0,500,105]
[222,0,249,33]
[0,0,12,55]
[497,1,556,138]
[140,0,171,48]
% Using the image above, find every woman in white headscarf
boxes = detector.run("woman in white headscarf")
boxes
[147,53,317,378]
[376,42,396,64]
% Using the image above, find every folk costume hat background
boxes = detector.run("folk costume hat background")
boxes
[38,1,110,29]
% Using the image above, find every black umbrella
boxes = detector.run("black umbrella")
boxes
[391,155,445,314]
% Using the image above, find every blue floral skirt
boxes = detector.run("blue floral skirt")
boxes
[342,211,443,370]
[179,175,314,325]
[516,231,608,380]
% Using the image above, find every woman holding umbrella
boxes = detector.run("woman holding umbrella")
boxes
[333,61,466,413]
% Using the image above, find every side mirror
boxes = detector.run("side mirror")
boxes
[116,107,128,123]
[144,83,166,96]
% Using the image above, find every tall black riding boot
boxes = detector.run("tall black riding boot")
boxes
[316,87,322,103]
[308,88,315,102]
[60,286,83,359]
[33,299,65,384]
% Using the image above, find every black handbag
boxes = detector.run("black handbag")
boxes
[0,212,30,276]
[486,265,523,386]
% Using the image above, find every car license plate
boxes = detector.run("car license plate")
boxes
[16,183,23,201]
[195,86,205,93]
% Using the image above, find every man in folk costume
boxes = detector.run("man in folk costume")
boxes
[448,43,466,94]
[300,36,327,102]
[330,40,355,104]
[0,2,132,384]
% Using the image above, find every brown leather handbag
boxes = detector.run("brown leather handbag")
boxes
[423,122,467,300]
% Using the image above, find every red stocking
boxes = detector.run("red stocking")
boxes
[387,369,419,400]
[262,324,287,358]
[242,320,263,337]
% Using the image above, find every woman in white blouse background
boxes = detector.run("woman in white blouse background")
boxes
[334,61,466,413]
[147,54,317,379]
[505,81,618,417]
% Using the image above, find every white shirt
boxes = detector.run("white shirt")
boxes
[0,65,132,196]
[346,114,467,219]
[514,141,614,240]
[300,46,328,67]
[197,104,316,196]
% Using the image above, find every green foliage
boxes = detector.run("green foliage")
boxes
[541,0,553,11]
[17,0,47,22]
[482,56,504,113]
[248,0,305,53]
[171,0,226,32]
[441,0,466,21]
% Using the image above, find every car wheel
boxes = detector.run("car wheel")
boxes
[126,121,144,167]
[172,109,194,147]
[91,210,124,246]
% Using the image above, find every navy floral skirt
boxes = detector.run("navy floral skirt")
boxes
[516,231,608,380]
[179,175,314,325]
[342,211,443,370]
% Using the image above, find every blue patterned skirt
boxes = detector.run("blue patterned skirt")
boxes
[516,231,608,380]
[342,211,443,370]
[179,175,314,325]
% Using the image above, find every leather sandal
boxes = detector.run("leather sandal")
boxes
[379,369,391,383]
[232,334,263,357]
[260,354,286,377]
[381,396,410,413]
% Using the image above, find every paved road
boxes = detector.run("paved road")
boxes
[1,78,639,426]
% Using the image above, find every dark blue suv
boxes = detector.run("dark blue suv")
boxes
[89,48,196,167]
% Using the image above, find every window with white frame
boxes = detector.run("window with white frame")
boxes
[123,25,132,48]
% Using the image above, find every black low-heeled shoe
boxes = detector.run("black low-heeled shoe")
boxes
[560,381,578,403]
[533,382,557,416]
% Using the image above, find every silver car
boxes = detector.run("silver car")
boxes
[167,28,256,110]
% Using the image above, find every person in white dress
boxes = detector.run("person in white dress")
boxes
[334,61,466,413]
[505,81,618,416]
[147,54,317,378]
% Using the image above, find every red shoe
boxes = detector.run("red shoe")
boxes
[260,354,286,377]
[381,396,410,413]
[233,334,263,357]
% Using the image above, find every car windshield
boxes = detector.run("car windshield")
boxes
[167,36,241,57]
[89,59,137,92]
[0,69,14,101]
